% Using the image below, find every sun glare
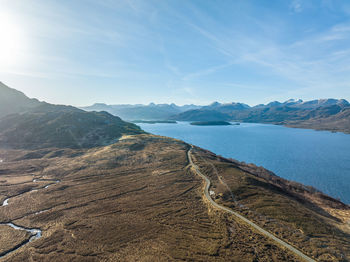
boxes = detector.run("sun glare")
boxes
[0,12,22,68]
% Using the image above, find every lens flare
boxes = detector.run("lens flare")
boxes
[0,12,22,68]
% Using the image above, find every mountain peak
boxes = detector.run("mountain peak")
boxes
[284,99,303,104]
[93,103,108,106]
[267,101,282,107]
[0,82,42,118]
[209,101,221,107]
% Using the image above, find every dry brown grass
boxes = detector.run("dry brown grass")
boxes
[191,146,350,261]
[0,135,345,261]
[0,225,31,256]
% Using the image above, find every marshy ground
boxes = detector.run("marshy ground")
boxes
[0,134,349,261]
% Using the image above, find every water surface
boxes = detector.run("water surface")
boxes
[139,122,350,204]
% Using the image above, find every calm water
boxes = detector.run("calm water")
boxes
[139,122,350,204]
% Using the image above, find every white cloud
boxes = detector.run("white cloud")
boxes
[290,0,303,13]
[182,62,234,81]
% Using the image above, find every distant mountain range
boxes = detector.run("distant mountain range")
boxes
[82,98,350,133]
[2,80,349,135]
[1,82,350,261]
[0,82,144,149]
[80,103,201,120]
[171,99,350,133]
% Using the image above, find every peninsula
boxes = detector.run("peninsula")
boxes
[190,121,232,126]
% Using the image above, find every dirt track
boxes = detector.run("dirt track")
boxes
[187,145,317,262]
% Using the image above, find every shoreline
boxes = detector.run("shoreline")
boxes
[139,122,350,204]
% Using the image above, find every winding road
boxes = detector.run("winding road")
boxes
[187,145,316,262]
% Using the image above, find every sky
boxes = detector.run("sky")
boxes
[1,0,350,106]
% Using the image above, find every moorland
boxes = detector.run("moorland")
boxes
[0,82,349,261]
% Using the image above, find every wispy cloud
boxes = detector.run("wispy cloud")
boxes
[147,1,350,103]
[182,62,234,81]
[290,0,303,13]
[2,0,350,105]
[178,4,350,98]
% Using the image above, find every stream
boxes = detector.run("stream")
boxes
[1,179,60,206]
[6,222,42,241]
[2,199,8,206]
[0,177,61,259]
[0,223,42,259]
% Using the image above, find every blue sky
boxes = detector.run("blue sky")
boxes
[1,0,350,106]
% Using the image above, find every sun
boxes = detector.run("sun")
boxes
[0,12,22,68]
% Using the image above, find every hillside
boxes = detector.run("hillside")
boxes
[0,135,349,261]
[286,107,350,133]
[170,109,231,121]
[0,106,144,149]
[172,99,350,133]
[0,84,349,260]
[0,82,41,118]
[0,85,144,149]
